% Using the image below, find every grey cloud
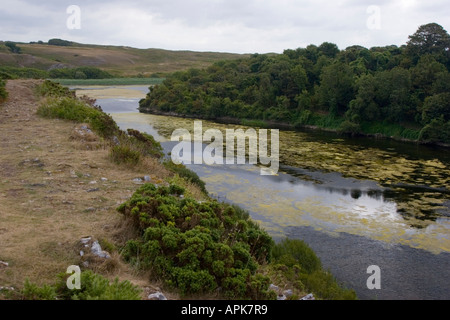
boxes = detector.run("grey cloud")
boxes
[1,0,448,53]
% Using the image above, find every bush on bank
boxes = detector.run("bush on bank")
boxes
[118,183,357,300]
[118,183,275,299]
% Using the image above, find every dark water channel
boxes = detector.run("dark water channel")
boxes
[77,86,450,300]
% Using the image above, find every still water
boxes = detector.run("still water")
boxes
[75,85,450,300]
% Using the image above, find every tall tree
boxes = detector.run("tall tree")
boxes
[318,42,340,58]
[406,23,450,64]
[318,62,355,115]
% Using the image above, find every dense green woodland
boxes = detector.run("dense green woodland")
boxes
[140,23,450,144]
[0,65,114,80]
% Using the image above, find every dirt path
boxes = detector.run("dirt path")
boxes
[0,80,167,297]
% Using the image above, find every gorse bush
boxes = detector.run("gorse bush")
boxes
[89,111,119,138]
[0,79,7,102]
[21,271,142,300]
[59,270,142,300]
[109,130,166,166]
[36,80,75,98]
[110,145,141,166]
[118,183,275,299]
[127,129,164,159]
[21,279,58,300]
[0,71,14,80]
[118,184,357,300]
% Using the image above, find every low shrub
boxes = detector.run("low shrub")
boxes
[20,270,142,300]
[110,145,141,166]
[0,79,7,102]
[35,80,75,98]
[0,66,48,79]
[37,97,96,122]
[58,270,142,300]
[127,129,164,158]
[118,183,274,298]
[0,71,14,80]
[89,111,119,138]
[21,279,57,300]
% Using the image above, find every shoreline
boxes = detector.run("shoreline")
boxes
[138,108,450,149]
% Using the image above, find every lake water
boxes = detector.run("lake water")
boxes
[75,85,450,300]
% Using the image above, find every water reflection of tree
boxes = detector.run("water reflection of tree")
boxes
[382,187,446,228]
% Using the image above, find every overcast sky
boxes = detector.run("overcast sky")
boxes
[1,0,449,53]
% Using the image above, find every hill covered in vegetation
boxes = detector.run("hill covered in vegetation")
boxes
[0,39,248,78]
[139,23,450,145]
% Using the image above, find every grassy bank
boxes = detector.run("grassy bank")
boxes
[3,80,356,300]
[298,112,422,141]
[359,121,421,141]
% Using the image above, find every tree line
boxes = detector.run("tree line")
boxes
[139,23,450,144]
[0,66,114,80]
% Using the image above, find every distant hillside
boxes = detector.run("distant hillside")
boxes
[0,40,248,77]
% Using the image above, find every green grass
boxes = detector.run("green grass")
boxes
[360,121,421,140]
[36,80,122,138]
[51,78,165,86]
[37,97,99,122]
[271,239,357,300]
[307,113,345,130]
